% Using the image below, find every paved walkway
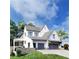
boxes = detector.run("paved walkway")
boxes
[37,50,69,58]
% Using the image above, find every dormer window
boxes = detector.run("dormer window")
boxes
[53,34,55,39]
[28,31,32,37]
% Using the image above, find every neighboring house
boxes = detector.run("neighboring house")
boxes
[13,25,61,50]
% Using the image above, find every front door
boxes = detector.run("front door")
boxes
[33,43,36,48]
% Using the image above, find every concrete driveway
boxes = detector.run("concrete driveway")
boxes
[37,49,69,58]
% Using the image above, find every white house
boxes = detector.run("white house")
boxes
[13,24,61,50]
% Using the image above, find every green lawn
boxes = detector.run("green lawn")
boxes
[10,51,68,59]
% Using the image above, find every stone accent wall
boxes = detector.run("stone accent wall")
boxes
[10,46,35,54]
[16,48,35,54]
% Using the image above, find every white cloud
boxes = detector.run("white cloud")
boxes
[52,24,62,31]
[61,16,69,32]
[10,0,59,21]
[53,25,59,28]
[52,16,69,32]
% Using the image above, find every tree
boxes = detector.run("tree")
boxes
[18,20,25,31]
[57,30,68,40]
[28,23,35,27]
[10,19,18,46]
[16,20,25,38]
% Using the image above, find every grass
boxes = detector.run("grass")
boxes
[10,51,68,59]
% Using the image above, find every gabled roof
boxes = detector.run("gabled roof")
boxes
[42,31,53,39]
[31,31,53,40]
[31,37,47,41]
[16,30,23,38]
[31,31,61,42]
[26,25,42,32]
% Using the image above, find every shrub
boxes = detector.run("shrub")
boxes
[64,44,69,50]
[10,51,15,56]
[16,49,22,56]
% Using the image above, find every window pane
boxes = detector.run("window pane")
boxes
[28,31,32,37]
[53,34,55,39]
[35,32,38,37]
[15,42,19,46]
[28,42,30,48]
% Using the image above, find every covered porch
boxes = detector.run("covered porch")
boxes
[13,37,34,51]
[13,38,26,51]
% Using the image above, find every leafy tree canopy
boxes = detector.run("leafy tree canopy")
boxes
[10,19,18,40]
[28,23,35,27]
[57,30,68,40]
[18,20,25,30]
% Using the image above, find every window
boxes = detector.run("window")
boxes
[15,42,19,46]
[19,41,23,46]
[53,34,55,39]
[28,31,32,37]
[34,32,38,37]
[28,42,30,48]
[25,33,26,36]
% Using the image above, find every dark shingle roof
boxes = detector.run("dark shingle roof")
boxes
[42,31,53,39]
[31,31,61,42]
[31,37,47,40]
[31,31,53,40]
[26,25,42,32]
[16,30,23,38]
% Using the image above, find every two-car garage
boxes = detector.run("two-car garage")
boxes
[33,40,61,49]
[33,42,60,49]
[38,43,59,49]
[37,41,61,49]
[37,43,59,49]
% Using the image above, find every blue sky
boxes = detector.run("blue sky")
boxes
[10,0,69,32]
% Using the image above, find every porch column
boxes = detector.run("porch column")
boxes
[45,40,49,49]
[58,43,61,48]
[13,39,15,51]
[36,43,38,49]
